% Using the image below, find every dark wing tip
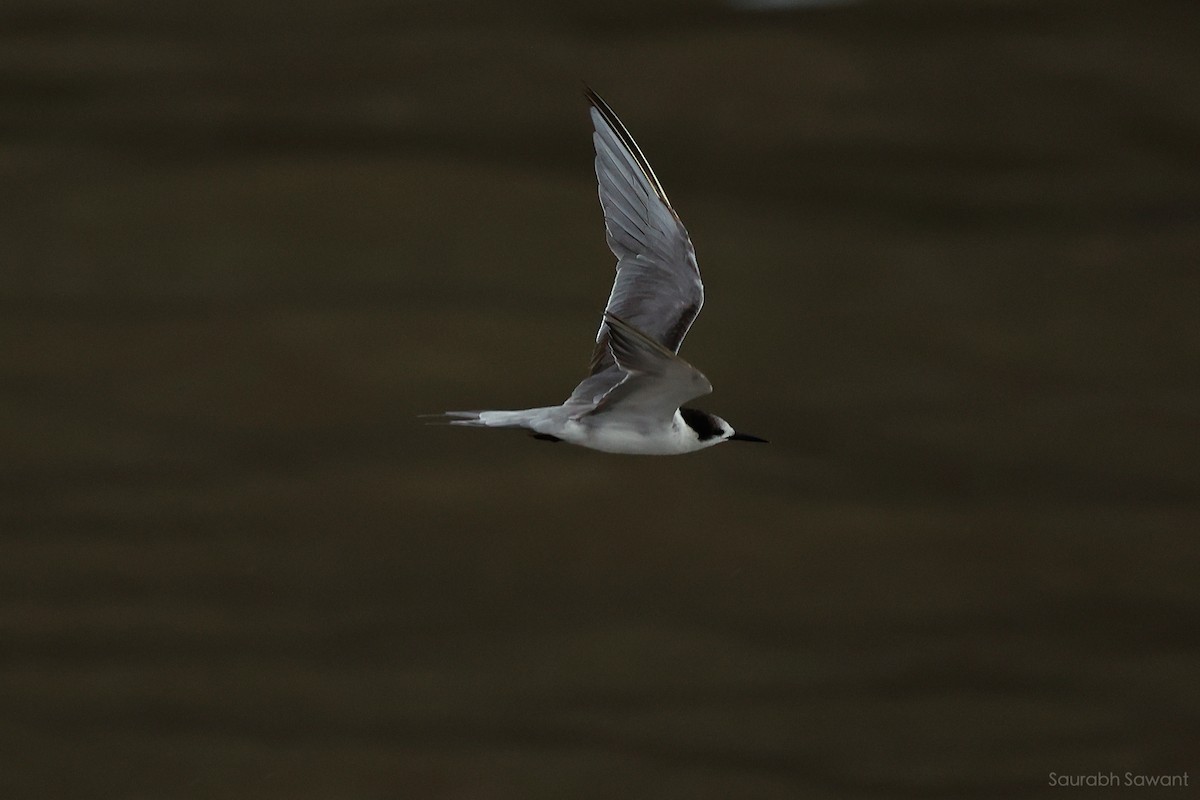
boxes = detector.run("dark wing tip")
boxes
[583,84,611,116]
[583,88,671,206]
[603,311,678,366]
[601,314,638,373]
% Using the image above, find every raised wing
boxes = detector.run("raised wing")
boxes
[567,89,705,408]
[584,312,712,422]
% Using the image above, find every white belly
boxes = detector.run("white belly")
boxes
[549,414,714,456]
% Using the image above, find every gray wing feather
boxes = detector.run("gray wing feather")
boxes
[586,312,712,421]
[567,89,705,408]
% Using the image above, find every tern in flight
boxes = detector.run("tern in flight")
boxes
[436,89,767,455]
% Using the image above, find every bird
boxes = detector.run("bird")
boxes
[434,89,767,455]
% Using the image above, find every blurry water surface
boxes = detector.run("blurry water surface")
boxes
[2,1,1198,797]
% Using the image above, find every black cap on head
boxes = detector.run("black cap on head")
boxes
[679,407,724,441]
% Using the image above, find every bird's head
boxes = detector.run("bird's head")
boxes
[680,407,768,448]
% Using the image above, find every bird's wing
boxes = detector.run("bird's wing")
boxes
[566,89,705,408]
[580,312,712,423]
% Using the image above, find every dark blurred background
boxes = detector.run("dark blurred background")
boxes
[2,0,1198,797]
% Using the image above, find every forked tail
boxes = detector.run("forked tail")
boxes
[431,410,534,429]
